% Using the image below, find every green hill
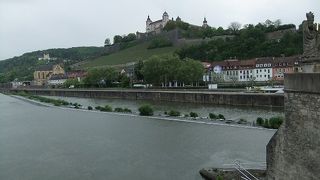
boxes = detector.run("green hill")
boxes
[80,43,179,68]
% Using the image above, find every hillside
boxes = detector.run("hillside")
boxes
[79,42,179,68]
[0,47,105,83]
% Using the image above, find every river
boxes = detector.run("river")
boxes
[44,95,284,122]
[0,93,276,180]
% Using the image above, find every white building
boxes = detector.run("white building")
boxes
[146,12,170,33]
[254,59,273,81]
[38,53,57,61]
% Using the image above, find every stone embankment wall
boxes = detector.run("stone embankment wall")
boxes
[8,89,284,107]
[267,73,320,179]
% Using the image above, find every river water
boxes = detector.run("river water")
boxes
[45,96,284,122]
[0,94,276,180]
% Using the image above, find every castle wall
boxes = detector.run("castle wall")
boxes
[266,73,320,179]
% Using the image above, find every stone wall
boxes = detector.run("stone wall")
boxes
[8,89,284,108]
[266,73,320,179]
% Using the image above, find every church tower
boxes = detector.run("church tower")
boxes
[202,17,208,28]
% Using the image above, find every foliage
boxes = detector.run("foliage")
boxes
[104,38,111,46]
[63,79,82,88]
[237,118,247,124]
[138,104,154,116]
[148,37,173,49]
[168,110,181,117]
[101,105,113,112]
[123,108,132,113]
[113,35,123,44]
[209,113,218,119]
[0,47,105,83]
[114,107,124,112]
[88,106,93,110]
[83,67,118,87]
[269,116,284,129]
[142,55,204,86]
[189,112,198,118]
[218,114,225,120]
[256,117,264,126]
[134,60,144,81]
[176,23,302,61]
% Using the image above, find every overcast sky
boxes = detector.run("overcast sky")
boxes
[0,0,319,60]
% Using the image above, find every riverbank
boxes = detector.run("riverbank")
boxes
[7,88,284,108]
[9,94,276,131]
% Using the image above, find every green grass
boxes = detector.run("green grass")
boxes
[81,43,179,68]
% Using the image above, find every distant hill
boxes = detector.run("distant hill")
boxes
[0,47,105,83]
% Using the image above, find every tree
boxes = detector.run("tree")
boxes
[274,19,282,28]
[134,60,144,81]
[113,35,123,44]
[228,22,242,34]
[84,67,118,87]
[104,38,111,47]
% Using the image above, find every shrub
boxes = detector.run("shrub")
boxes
[100,105,112,112]
[95,106,102,110]
[123,108,132,113]
[190,112,198,118]
[138,104,154,116]
[264,119,270,128]
[269,116,284,129]
[237,118,247,124]
[184,114,189,117]
[88,106,93,110]
[209,113,218,119]
[168,110,181,117]
[114,107,124,112]
[256,117,264,126]
[218,114,225,120]
[53,102,61,106]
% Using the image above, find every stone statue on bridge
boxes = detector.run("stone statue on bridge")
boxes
[302,12,320,57]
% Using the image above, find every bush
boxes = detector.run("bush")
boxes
[100,105,112,112]
[209,113,218,119]
[184,114,189,117]
[53,102,61,106]
[123,108,132,113]
[256,117,264,126]
[190,112,198,118]
[95,106,102,110]
[269,116,284,129]
[114,107,124,112]
[88,106,93,110]
[168,110,181,117]
[218,114,225,120]
[264,119,269,128]
[237,118,247,124]
[138,104,154,116]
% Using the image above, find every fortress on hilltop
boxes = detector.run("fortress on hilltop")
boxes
[145,12,209,34]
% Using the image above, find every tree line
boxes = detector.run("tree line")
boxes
[75,55,204,88]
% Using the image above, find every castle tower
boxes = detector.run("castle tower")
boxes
[162,11,169,23]
[146,15,152,32]
[202,17,208,28]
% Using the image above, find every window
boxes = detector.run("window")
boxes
[250,70,252,73]
[264,75,267,78]
[260,70,262,72]
[240,76,242,79]
[264,69,266,72]
[240,70,242,73]
[268,69,270,73]
[256,70,258,73]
